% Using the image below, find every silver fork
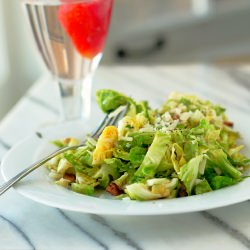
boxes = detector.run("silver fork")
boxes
[0,105,128,196]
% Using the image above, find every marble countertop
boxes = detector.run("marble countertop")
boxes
[0,65,250,250]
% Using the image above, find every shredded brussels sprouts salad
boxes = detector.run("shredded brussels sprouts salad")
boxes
[45,89,250,200]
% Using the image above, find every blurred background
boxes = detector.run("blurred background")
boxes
[0,0,250,120]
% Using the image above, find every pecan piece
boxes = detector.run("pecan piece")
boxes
[64,173,76,183]
[178,181,188,197]
[106,183,123,196]
[172,113,180,120]
[223,121,233,127]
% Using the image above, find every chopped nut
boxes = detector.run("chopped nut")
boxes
[223,121,233,127]
[178,181,188,197]
[171,113,180,120]
[106,183,123,196]
[64,173,76,183]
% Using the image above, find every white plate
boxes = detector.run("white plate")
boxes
[1,117,250,215]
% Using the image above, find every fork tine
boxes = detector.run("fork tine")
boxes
[109,104,128,126]
[95,104,129,138]
[90,113,109,138]
[92,104,128,139]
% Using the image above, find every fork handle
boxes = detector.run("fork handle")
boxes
[0,145,79,196]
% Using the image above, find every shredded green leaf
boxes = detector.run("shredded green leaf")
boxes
[45,90,250,200]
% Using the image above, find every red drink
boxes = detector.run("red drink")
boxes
[58,0,113,58]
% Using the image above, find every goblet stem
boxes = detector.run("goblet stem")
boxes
[58,75,91,121]
[57,53,102,121]
[80,74,92,119]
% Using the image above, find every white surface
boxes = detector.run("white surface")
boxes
[0,65,250,249]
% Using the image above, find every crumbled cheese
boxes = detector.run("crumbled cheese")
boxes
[180,111,192,122]
[160,127,168,133]
[178,103,187,112]
[155,116,161,123]
[139,124,154,132]
[167,120,179,130]
[172,107,181,115]
[162,112,172,122]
